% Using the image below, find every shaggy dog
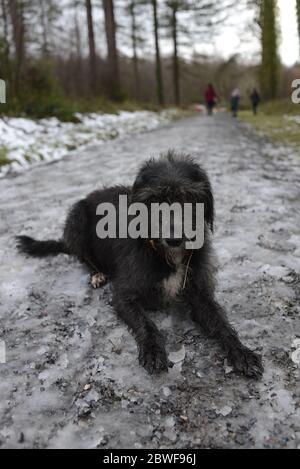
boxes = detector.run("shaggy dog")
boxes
[17,152,263,379]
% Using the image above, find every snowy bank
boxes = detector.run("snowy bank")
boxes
[0,109,179,178]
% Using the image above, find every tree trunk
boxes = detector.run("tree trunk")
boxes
[129,1,140,100]
[8,0,25,95]
[152,0,164,105]
[171,3,180,106]
[40,0,49,57]
[74,1,82,60]
[297,0,300,60]
[102,0,121,99]
[260,0,279,100]
[74,0,83,95]
[85,0,98,94]
[0,0,10,73]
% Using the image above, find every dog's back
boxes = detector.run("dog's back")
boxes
[17,185,132,279]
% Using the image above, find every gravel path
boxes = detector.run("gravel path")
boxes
[0,114,299,449]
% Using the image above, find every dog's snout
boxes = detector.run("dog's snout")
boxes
[165,238,183,248]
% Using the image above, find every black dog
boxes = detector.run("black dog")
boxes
[17,151,263,379]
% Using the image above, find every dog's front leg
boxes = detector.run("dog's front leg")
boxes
[189,295,263,379]
[113,293,169,374]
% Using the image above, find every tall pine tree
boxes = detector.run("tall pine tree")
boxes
[297,0,300,60]
[103,0,122,100]
[85,0,98,94]
[151,0,164,105]
[260,0,279,100]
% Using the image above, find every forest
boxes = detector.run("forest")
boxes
[0,0,299,120]
[0,0,300,452]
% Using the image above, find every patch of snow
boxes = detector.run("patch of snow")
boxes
[291,339,300,366]
[162,386,172,397]
[163,416,177,442]
[223,359,233,375]
[0,109,179,178]
[169,345,186,363]
[215,405,233,417]
[259,264,290,279]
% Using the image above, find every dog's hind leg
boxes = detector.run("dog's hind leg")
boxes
[91,272,107,289]
[63,199,91,260]
[63,200,108,287]
[82,258,108,289]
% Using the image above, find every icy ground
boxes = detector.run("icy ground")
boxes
[0,109,179,178]
[0,114,299,449]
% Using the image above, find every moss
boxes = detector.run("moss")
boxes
[24,154,32,163]
[0,147,10,167]
[65,144,78,152]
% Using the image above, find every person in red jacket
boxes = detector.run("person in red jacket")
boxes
[205,83,218,115]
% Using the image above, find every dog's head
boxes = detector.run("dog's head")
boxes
[131,151,214,257]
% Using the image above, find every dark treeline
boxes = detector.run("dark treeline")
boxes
[0,0,297,119]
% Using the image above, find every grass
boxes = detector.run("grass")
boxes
[60,98,191,120]
[73,98,164,115]
[0,97,167,122]
[0,147,11,167]
[0,84,190,123]
[239,100,300,147]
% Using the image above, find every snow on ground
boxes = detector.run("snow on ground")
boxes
[0,109,179,177]
[0,114,299,448]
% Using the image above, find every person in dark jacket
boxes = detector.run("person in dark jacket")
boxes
[205,84,217,115]
[250,88,261,115]
[230,88,241,118]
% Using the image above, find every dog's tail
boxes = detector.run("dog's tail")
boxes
[16,236,68,258]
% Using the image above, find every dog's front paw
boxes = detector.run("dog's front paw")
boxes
[138,340,169,375]
[228,347,264,379]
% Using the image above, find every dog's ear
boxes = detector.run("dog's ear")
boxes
[202,182,214,233]
[189,182,214,232]
[189,165,214,233]
[132,171,146,202]
[132,159,156,202]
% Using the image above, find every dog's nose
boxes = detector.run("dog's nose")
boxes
[165,238,183,248]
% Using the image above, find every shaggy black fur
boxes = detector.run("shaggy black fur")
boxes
[17,151,263,378]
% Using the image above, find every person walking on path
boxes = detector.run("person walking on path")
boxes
[230,88,241,118]
[250,88,261,115]
[205,84,218,115]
